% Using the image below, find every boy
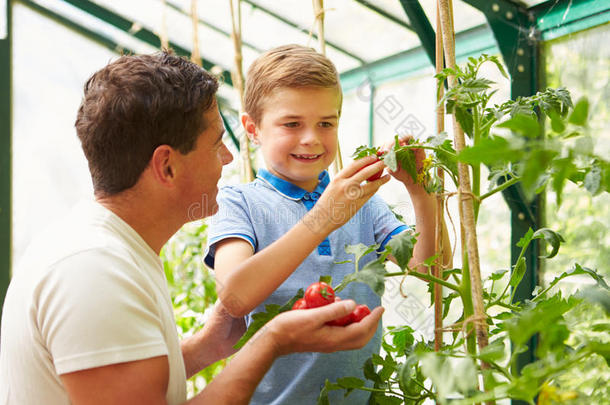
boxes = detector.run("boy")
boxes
[204,45,448,404]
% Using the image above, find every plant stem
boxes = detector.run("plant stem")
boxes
[479,177,520,201]
[472,104,481,221]
[385,271,460,292]
[459,252,477,357]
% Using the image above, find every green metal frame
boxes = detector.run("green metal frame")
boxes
[60,0,234,86]
[534,0,610,40]
[0,0,11,323]
[398,0,436,66]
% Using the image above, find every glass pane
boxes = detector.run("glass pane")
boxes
[543,23,610,279]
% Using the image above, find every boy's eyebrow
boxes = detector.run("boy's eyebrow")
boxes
[278,114,339,120]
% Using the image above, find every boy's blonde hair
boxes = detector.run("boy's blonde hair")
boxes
[244,44,342,123]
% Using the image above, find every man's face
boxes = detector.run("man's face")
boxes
[178,103,233,220]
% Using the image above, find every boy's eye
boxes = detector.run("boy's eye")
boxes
[283,122,300,128]
[319,122,334,128]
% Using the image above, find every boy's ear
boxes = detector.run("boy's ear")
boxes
[241,113,260,144]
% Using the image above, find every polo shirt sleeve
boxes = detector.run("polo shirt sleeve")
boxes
[204,185,256,269]
[367,195,410,252]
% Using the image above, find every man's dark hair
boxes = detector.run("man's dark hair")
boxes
[75,52,219,196]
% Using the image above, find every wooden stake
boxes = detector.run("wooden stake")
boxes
[433,1,445,353]
[312,0,343,174]
[190,0,201,66]
[437,0,489,362]
[160,0,169,50]
[229,0,254,183]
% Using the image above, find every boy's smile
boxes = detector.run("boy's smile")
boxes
[245,86,341,192]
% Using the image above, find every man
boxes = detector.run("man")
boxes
[0,52,385,405]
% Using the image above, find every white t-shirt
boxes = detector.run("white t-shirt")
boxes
[0,200,186,405]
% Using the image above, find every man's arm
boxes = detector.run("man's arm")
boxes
[60,300,384,405]
[214,157,390,317]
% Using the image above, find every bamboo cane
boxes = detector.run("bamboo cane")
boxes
[433,2,445,353]
[160,0,169,50]
[229,0,254,183]
[437,0,490,363]
[312,0,343,174]
[190,0,201,66]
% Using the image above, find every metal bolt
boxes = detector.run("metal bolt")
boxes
[518,212,525,220]
[517,64,525,73]
[506,11,514,19]
[492,4,500,12]
[517,48,525,56]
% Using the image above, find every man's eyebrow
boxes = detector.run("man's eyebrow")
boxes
[214,129,225,144]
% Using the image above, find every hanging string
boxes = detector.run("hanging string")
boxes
[229,0,254,183]
[190,0,201,66]
[311,0,343,174]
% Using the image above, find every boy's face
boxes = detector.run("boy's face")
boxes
[248,86,341,192]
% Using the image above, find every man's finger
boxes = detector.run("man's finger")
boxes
[308,300,356,323]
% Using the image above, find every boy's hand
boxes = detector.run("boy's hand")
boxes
[382,136,426,192]
[310,156,390,232]
[265,300,384,356]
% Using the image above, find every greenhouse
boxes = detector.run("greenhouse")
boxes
[0,0,608,404]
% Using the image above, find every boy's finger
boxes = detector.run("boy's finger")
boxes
[361,174,391,195]
[339,156,380,178]
[350,160,386,183]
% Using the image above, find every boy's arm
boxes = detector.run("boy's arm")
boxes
[386,137,452,273]
[214,157,390,317]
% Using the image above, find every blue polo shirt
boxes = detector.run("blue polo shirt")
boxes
[205,169,407,405]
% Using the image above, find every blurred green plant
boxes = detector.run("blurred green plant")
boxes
[161,220,223,397]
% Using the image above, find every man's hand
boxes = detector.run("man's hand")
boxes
[265,300,384,356]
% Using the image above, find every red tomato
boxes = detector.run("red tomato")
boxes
[349,305,371,323]
[325,297,352,326]
[292,298,308,310]
[304,282,335,308]
[363,151,384,182]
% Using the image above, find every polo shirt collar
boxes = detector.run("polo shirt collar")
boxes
[257,168,330,201]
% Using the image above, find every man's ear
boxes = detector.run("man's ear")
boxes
[149,145,176,187]
[241,113,260,145]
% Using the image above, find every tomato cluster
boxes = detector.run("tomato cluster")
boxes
[292,281,371,326]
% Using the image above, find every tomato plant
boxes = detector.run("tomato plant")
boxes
[316,54,610,404]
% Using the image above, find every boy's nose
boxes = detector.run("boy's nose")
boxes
[300,128,321,145]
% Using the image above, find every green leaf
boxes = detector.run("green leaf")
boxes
[345,243,378,270]
[435,139,458,177]
[319,275,333,285]
[569,98,589,126]
[233,289,304,349]
[363,358,382,384]
[335,260,387,296]
[373,395,403,405]
[489,269,508,281]
[395,148,418,183]
[477,339,506,363]
[496,114,541,138]
[520,149,558,201]
[516,228,534,248]
[352,145,379,159]
[336,377,365,389]
[584,163,602,196]
[455,106,474,138]
[577,286,610,314]
[548,110,566,133]
[458,136,518,165]
[531,228,565,259]
[385,230,417,270]
[382,147,398,172]
[586,341,610,367]
[509,257,526,288]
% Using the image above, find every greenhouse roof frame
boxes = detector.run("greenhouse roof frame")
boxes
[1,1,609,395]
